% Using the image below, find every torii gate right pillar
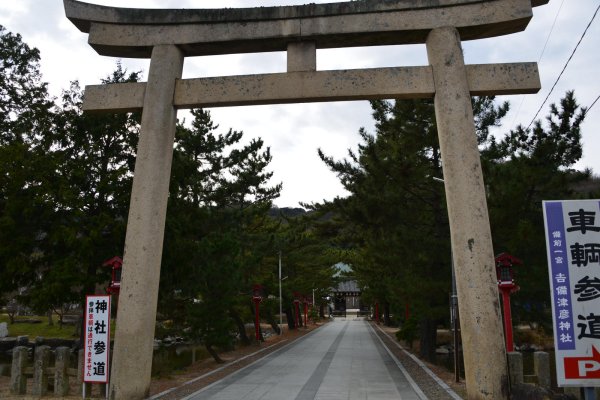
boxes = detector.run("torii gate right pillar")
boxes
[427,27,509,398]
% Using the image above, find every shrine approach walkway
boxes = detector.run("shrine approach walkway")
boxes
[181,319,428,400]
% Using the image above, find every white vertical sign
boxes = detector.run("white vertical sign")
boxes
[83,295,111,384]
[543,200,600,387]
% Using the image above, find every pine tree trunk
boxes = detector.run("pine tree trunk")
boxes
[383,302,391,326]
[206,344,224,363]
[230,310,250,346]
[265,312,281,335]
[419,317,437,363]
[285,307,295,330]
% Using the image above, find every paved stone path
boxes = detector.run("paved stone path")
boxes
[181,319,427,400]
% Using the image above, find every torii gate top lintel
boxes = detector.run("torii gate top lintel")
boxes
[65,0,548,58]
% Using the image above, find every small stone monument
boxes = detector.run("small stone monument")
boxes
[16,336,28,345]
[0,322,8,338]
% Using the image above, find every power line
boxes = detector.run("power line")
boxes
[585,93,600,116]
[526,2,600,130]
[510,0,564,127]
[538,0,565,64]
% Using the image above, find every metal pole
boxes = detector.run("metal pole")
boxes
[434,178,460,383]
[451,255,461,383]
[279,252,283,335]
[584,387,596,400]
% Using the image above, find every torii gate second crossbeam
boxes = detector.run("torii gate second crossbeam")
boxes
[64,1,547,399]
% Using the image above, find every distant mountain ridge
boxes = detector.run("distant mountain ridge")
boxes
[268,207,307,218]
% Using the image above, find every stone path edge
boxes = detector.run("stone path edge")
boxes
[368,323,428,400]
[372,322,464,400]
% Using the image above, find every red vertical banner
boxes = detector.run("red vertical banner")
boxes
[83,295,111,384]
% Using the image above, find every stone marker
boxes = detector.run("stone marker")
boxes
[32,345,50,396]
[10,346,28,395]
[16,335,28,345]
[507,352,524,386]
[0,322,8,338]
[54,346,70,396]
[533,351,550,390]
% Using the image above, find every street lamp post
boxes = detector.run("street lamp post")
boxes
[279,251,282,335]
[433,176,461,383]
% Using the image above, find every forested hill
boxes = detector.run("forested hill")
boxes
[268,207,307,218]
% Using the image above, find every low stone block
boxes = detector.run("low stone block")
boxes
[533,351,550,390]
[10,346,28,395]
[507,351,524,386]
[32,345,50,396]
[54,346,70,396]
[563,387,581,399]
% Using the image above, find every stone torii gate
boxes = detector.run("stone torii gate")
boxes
[64,0,547,399]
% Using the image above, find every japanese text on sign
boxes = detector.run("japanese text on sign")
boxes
[83,295,110,384]
[543,200,600,387]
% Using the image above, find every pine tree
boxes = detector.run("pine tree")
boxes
[484,91,592,328]
[317,97,508,360]
[159,109,281,361]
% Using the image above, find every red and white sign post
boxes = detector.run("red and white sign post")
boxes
[543,200,600,395]
[83,295,111,398]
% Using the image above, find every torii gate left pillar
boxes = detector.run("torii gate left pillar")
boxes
[63,1,547,399]
[108,45,183,399]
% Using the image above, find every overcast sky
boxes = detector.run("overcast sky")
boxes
[1,0,598,207]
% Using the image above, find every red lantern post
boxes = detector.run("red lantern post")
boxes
[304,299,308,327]
[252,284,264,342]
[103,256,123,295]
[304,296,313,327]
[495,253,522,352]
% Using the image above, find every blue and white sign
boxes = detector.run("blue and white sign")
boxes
[543,200,600,387]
